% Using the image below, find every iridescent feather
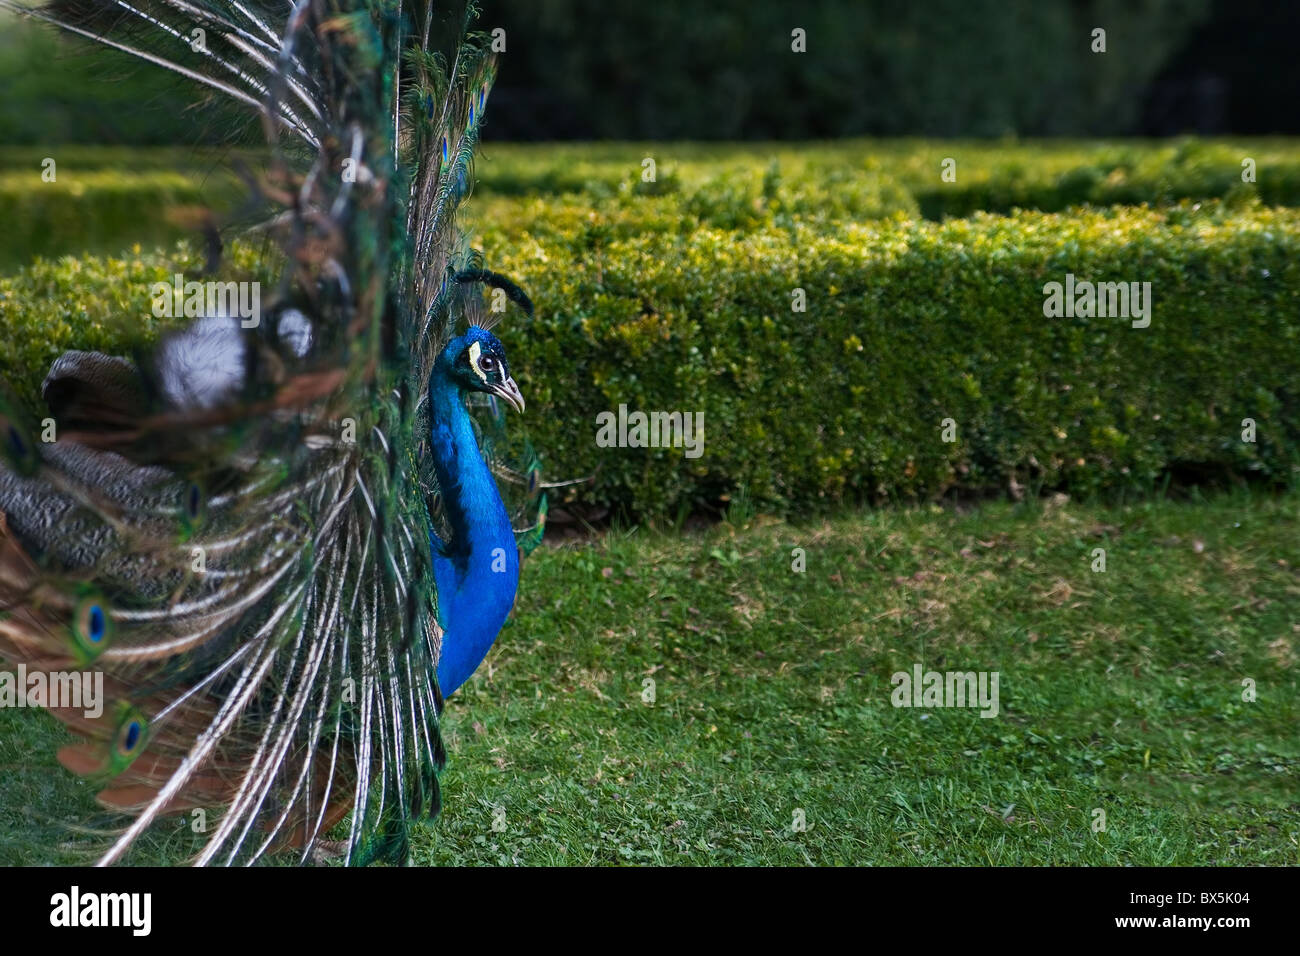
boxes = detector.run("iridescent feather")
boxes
[0,0,545,865]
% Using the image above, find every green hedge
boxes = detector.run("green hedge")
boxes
[0,160,250,270]
[5,199,1296,519]
[5,140,1300,270]
[470,140,1300,215]
[903,140,1300,219]
[480,198,1300,517]
[466,163,917,239]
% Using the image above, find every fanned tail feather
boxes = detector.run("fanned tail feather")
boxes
[0,0,541,865]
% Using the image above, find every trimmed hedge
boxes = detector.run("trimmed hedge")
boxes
[5,199,1296,519]
[478,198,1300,517]
[0,159,250,269]
[902,140,1300,219]
[466,163,918,240]
[470,140,1300,214]
[5,139,1300,267]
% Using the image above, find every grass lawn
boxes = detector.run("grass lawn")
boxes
[419,489,1298,865]
[7,487,1292,864]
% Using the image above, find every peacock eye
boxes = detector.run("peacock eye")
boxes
[478,354,496,373]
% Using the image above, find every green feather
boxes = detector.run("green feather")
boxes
[0,0,546,867]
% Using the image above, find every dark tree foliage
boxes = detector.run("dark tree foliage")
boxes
[476,0,1224,140]
[1140,0,1300,135]
[1,0,1293,143]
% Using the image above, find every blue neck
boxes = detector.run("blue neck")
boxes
[427,371,520,696]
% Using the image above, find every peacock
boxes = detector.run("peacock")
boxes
[0,0,546,865]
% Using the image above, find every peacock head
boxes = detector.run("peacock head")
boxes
[436,325,524,413]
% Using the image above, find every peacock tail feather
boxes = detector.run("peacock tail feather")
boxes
[0,0,545,865]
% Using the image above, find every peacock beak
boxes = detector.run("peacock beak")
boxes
[491,376,525,414]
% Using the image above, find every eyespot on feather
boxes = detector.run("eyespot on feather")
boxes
[71,591,113,663]
[106,705,149,774]
[118,718,143,755]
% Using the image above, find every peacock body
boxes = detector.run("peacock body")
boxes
[0,0,545,865]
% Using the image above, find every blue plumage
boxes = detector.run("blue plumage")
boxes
[427,326,525,695]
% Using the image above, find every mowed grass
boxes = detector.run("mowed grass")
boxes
[1,490,1297,866]
[417,488,1296,865]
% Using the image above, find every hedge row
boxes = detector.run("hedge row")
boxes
[470,139,1300,215]
[4,200,1297,519]
[903,140,1300,219]
[0,163,248,269]
[6,140,1300,269]
[474,198,1300,517]
[466,165,918,238]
